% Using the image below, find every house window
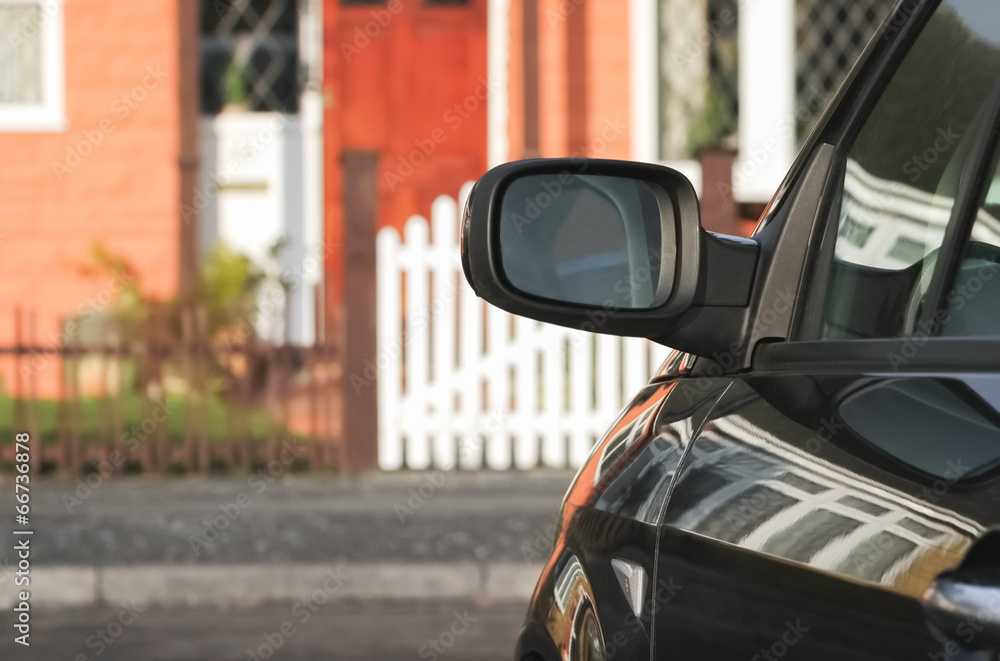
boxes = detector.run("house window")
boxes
[201,0,299,114]
[0,0,65,132]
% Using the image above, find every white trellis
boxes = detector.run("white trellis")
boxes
[376,183,673,471]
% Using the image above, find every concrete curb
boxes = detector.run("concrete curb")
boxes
[0,563,543,610]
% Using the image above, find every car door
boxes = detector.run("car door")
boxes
[519,363,734,661]
[655,374,1000,659]
[653,1,1000,658]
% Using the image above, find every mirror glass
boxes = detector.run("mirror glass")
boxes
[498,173,673,309]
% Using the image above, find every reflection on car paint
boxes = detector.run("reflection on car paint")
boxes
[594,416,688,525]
[665,412,984,598]
[585,379,732,525]
[547,550,606,661]
[554,554,588,615]
[523,378,731,661]
[655,349,697,380]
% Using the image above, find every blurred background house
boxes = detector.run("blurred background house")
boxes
[0,1,195,395]
[0,0,894,475]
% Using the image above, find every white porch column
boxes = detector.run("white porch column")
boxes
[295,0,324,346]
[488,0,510,168]
[736,0,796,203]
[297,88,324,346]
[629,0,659,163]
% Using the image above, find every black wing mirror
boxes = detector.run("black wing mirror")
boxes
[461,158,759,346]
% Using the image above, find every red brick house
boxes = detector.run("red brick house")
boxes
[0,0,199,396]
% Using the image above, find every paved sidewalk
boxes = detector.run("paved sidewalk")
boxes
[0,470,574,609]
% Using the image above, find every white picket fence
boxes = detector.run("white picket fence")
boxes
[376,183,674,471]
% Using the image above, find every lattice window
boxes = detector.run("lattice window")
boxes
[795,0,895,137]
[201,0,300,114]
[0,0,65,131]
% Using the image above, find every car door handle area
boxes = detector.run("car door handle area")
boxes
[923,569,1000,656]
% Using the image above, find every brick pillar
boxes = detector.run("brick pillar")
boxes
[340,151,380,474]
[699,148,740,236]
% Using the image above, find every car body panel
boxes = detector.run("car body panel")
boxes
[654,374,998,659]
[517,376,731,661]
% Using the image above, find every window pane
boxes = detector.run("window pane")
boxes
[200,0,299,114]
[937,152,1000,336]
[821,1,1000,339]
[0,4,43,104]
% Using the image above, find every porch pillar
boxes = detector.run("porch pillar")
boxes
[736,0,796,203]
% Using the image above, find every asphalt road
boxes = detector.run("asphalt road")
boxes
[0,471,574,566]
[0,600,525,661]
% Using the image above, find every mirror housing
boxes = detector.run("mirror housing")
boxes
[461,158,760,351]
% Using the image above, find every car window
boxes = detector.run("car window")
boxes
[819,0,1000,340]
[937,159,1000,336]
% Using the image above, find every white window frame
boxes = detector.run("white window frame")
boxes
[0,0,65,132]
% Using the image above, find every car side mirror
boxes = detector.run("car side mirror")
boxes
[461,158,759,344]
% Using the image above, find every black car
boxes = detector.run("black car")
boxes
[461,1,1000,659]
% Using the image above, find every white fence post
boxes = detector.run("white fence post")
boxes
[431,195,458,469]
[513,316,539,469]
[541,327,567,468]
[376,228,403,471]
[485,303,511,469]
[403,217,431,470]
[376,184,677,471]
